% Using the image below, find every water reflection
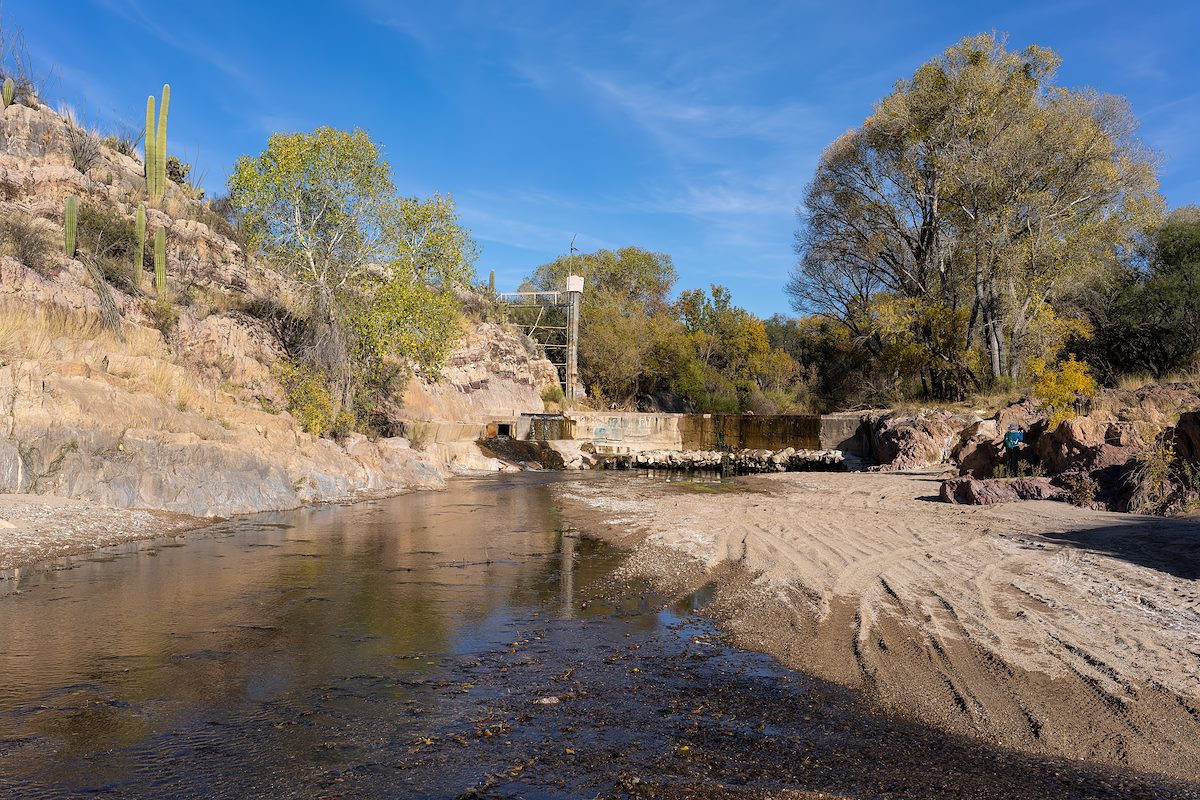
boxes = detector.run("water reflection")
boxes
[0,475,613,780]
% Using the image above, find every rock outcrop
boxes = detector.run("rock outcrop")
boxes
[401,322,558,421]
[0,104,559,518]
[869,410,981,471]
[0,355,449,517]
[942,383,1200,512]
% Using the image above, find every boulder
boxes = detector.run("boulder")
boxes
[871,411,980,471]
[953,419,1003,477]
[940,476,1064,505]
[1037,416,1108,474]
[547,439,586,470]
[956,439,1004,478]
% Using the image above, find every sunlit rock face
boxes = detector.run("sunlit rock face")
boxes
[400,322,559,422]
[0,105,559,517]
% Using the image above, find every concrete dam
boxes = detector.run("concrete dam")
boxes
[510,411,873,460]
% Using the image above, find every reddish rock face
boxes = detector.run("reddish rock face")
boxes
[871,410,981,472]
[940,476,1064,505]
[941,384,1200,511]
[1037,416,1132,475]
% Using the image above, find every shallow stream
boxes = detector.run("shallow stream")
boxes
[0,473,1194,798]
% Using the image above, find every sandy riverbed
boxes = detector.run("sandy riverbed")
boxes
[558,470,1200,782]
[0,495,203,572]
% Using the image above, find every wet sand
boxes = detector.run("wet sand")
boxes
[558,471,1200,782]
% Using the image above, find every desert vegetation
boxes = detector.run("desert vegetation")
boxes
[227,127,476,435]
[516,247,807,412]
[0,13,483,443]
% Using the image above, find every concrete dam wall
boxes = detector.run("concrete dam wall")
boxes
[558,412,872,459]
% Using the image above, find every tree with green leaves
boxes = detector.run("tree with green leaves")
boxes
[229,127,475,429]
[789,33,1161,399]
[522,246,677,404]
[522,249,806,412]
[1082,206,1200,378]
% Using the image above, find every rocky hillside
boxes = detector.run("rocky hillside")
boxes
[0,103,558,517]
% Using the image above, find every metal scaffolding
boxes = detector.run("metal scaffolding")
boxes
[496,277,583,405]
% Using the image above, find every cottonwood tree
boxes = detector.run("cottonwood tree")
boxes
[789,33,1161,398]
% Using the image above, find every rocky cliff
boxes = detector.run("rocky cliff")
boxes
[0,103,557,518]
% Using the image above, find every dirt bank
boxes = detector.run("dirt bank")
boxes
[558,471,1200,782]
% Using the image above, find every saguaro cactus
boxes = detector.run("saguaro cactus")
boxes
[154,227,167,300]
[2,78,14,109]
[134,204,146,287]
[64,196,78,258]
[144,84,170,202]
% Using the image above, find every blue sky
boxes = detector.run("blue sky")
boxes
[11,1,1200,316]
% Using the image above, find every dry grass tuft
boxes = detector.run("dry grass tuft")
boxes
[1115,373,1154,392]
[0,211,56,274]
[0,301,162,363]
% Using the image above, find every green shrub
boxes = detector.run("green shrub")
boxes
[0,212,53,274]
[330,408,357,441]
[145,297,178,337]
[100,131,140,159]
[540,383,565,406]
[274,360,334,437]
[165,154,191,186]
[1130,433,1181,515]
[77,203,137,261]
[1062,473,1099,507]
[98,257,139,294]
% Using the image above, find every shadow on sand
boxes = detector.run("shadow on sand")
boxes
[1041,515,1200,580]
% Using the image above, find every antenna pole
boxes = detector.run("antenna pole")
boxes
[565,234,584,406]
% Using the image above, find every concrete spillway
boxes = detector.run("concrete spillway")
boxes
[516,411,872,460]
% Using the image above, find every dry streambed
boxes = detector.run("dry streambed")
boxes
[558,471,1200,782]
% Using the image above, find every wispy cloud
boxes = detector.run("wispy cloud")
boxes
[90,0,252,85]
[580,72,816,147]
[351,0,438,51]
[456,202,612,255]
